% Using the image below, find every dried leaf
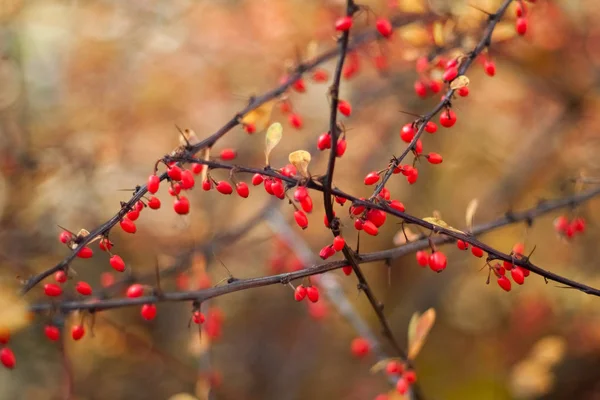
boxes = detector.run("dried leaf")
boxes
[288,150,311,177]
[408,308,436,360]
[178,128,199,147]
[465,198,479,232]
[450,75,470,90]
[432,21,444,47]
[393,227,420,246]
[422,217,464,234]
[241,100,275,132]
[265,122,283,165]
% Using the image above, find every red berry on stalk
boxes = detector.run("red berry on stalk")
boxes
[386,361,403,375]
[428,252,447,272]
[414,80,427,98]
[484,60,496,77]
[174,196,190,215]
[427,153,443,164]
[148,196,161,209]
[457,86,469,97]
[342,265,352,275]
[511,267,525,285]
[442,66,458,82]
[471,246,484,258]
[338,100,352,116]
[333,236,345,251]
[54,270,67,283]
[404,370,417,384]
[354,218,364,230]
[414,139,423,155]
[554,215,569,233]
[0,329,9,344]
[425,121,437,133]
[168,183,181,196]
[429,80,442,93]
[317,133,332,150]
[516,2,526,17]
[216,181,233,195]
[336,138,347,157]
[306,286,319,303]
[350,337,370,358]
[363,220,379,236]
[396,378,409,395]
[300,196,313,213]
[389,200,405,212]
[75,281,92,296]
[289,113,303,129]
[167,165,182,181]
[294,285,307,301]
[98,238,113,251]
[312,69,328,82]
[59,231,72,244]
[440,109,457,127]
[147,175,160,194]
[120,218,137,234]
[44,325,60,341]
[400,124,415,143]
[180,170,195,189]
[364,171,380,185]
[236,182,249,198]
[335,16,353,31]
[294,186,309,202]
[335,196,347,205]
[457,240,469,250]
[44,283,62,297]
[406,168,418,184]
[1,348,15,369]
[72,325,85,341]
[292,78,306,93]
[251,173,264,186]
[191,163,203,174]
[516,17,527,35]
[77,247,93,258]
[416,250,429,267]
[244,123,256,134]
[497,275,512,292]
[319,245,336,260]
[193,311,205,324]
[366,209,387,227]
[294,210,308,229]
[126,284,144,298]
[271,180,285,199]
[572,217,586,233]
[110,255,126,272]
[141,304,157,321]
[126,210,139,221]
[376,18,393,38]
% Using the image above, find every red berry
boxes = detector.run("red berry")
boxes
[457,86,469,97]
[294,186,309,202]
[337,100,352,116]
[364,171,380,185]
[386,361,403,375]
[71,325,85,341]
[516,17,527,35]
[44,283,62,297]
[335,16,353,31]
[425,121,437,133]
[512,242,525,256]
[292,78,306,93]
[484,60,496,77]
[148,196,161,209]
[54,270,67,283]
[396,378,409,394]
[216,181,233,195]
[511,267,525,285]
[400,124,415,143]
[442,66,458,82]
[414,139,423,155]
[416,250,429,267]
[317,133,332,150]
[44,325,60,341]
[59,231,72,244]
[312,69,328,82]
[0,329,9,344]
[374,54,388,71]
[135,200,144,212]
[193,311,205,324]
[416,56,429,72]
[406,168,419,184]
[126,209,140,221]
[180,170,195,189]
[554,215,569,233]
[120,218,137,234]
[366,209,387,227]
[457,240,469,250]
[429,80,442,93]
[168,183,181,196]
[100,272,114,287]
[109,255,126,272]
[335,196,347,205]
[77,246,93,258]
[251,173,264,186]
[219,148,236,161]
[141,304,157,321]
[333,236,345,251]
[147,174,160,194]
[236,182,250,198]
[389,200,405,212]
[126,283,144,298]
[244,123,256,134]
[497,275,512,292]
[306,286,319,303]
[294,210,308,229]
[363,220,379,236]
[75,281,92,296]
[379,187,391,200]
[319,245,336,260]
[191,163,204,174]
[428,252,447,272]
[376,18,393,38]
[404,370,417,384]
[98,238,113,251]
[350,337,370,358]
[440,109,457,127]
[414,80,427,97]
[300,196,313,213]
[167,165,182,181]
[516,2,526,17]
[572,217,586,233]
[342,265,353,275]
[174,196,190,215]
[1,348,15,369]
[289,113,303,129]
[336,138,347,157]
[280,164,297,177]
[354,218,364,230]
[471,246,484,258]
[270,180,285,199]
[294,285,307,301]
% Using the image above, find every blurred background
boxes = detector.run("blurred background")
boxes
[1,0,600,399]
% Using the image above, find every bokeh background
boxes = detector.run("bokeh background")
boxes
[1,0,600,399]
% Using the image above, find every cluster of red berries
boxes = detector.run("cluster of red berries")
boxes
[294,284,320,303]
[554,215,586,239]
[415,250,448,272]
[316,131,347,157]
[0,330,15,369]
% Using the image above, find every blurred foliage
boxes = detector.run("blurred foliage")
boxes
[1,0,600,399]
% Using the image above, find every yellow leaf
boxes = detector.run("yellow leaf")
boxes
[241,100,275,132]
[422,217,464,234]
[265,122,283,165]
[408,308,436,360]
[465,198,478,232]
[288,150,311,177]
[450,75,470,90]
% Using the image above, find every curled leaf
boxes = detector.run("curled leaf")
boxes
[288,150,311,177]
[265,122,283,165]
[450,75,470,90]
[408,308,436,360]
[241,100,275,132]
[422,217,464,234]
[465,198,479,232]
